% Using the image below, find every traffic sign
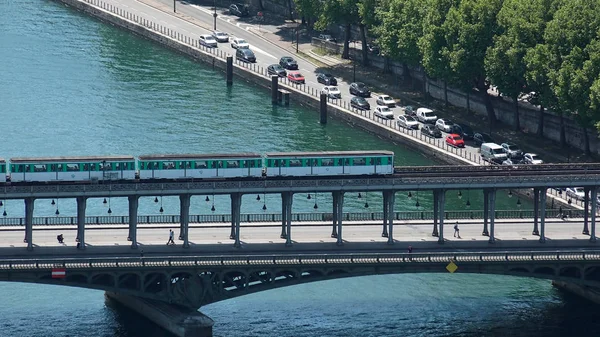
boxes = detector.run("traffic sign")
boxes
[52,268,66,279]
[446,261,458,273]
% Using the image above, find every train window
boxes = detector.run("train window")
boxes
[57,164,64,171]
[311,159,318,167]
[226,160,239,168]
[344,159,350,165]
[274,160,280,167]
[322,159,334,166]
[66,164,79,171]
[195,161,208,169]
[83,164,90,171]
[289,159,302,167]
[353,158,366,166]
[217,161,223,168]
[242,161,249,168]
[99,162,111,171]
[33,165,46,172]
[163,161,176,170]
[183,161,191,169]
[375,157,382,165]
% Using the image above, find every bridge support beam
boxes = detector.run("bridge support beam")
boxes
[482,190,489,236]
[532,188,540,236]
[381,191,389,237]
[335,191,344,246]
[488,189,496,244]
[591,187,597,243]
[386,191,395,245]
[432,190,439,237]
[128,196,139,249]
[281,193,288,239]
[231,193,242,248]
[539,187,547,243]
[24,197,34,251]
[437,189,445,244]
[76,196,87,250]
[331,192,338,238]
[284,192,293,246]
[179,194,191,248]
[583,187,590,235]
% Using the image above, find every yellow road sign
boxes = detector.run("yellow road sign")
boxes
[446,261,458,273]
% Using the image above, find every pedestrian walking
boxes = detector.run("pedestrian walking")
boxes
[453,221,461,238]
[166,229,175,245]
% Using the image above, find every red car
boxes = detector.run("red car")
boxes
[445,133,465,148]
[287,71,305,84]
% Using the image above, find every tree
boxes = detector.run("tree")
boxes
[316,0,360,59]
[293,0,320,28]
[357,0,379,65]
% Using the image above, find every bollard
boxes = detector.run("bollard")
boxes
[271,75,278,104]
[226,56,233,86]
[284,91,290,106]
[320,93,327,124]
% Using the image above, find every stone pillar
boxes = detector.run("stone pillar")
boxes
[532,188,540,236]
[539,187,547,243]
[280,193,287,239]
[179,194,191,248]
[285,192,293,247]
[382,191,389,237]
[591,187,597,243]
[336,192,344,246]
[387,191,395,245]
[432,190,439,237]
[271,75,279,104]
[437,190,445,244]
[232,193,242,248]
[320,92,327,124]
[76,196,87,250]
[230,194,237,240]
[24,198,34,251]
[583,187,590,235]
[226,56,233,86]
[482,189,489,236]
[488,189,496,243]
[128,196,139,249]
[331,191,338,238]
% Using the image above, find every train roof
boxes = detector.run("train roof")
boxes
[138,153,262,160]
[10,155,135,163]
[264,151,394,158]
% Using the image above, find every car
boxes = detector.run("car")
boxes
[415,108,437,124]
[523,153,544,165]
[445,134,465,148]
[374,106,394,119]
[473,132,495,147]
[397,115,419,130]
[322,86,341,99]
[199,34,218,48]
[267,64,286,77]
[421,124,442,138]
[350,96,370,110]
[435,119,454,133]
[403,105,415,116]
[376,95,396,107]
[566,187,586,201]
[451,123,474,140]
[502,158,522,166]
[287,71,305,84]
[318,34,337,43]
[230,37,249,49]
[316,73,337,85]
[236,48,256,63]
[212,31,229,43]
[279,56,298,70]
[367,43,380,55]
[229,3,249,17]
[349,82,371,97]
[500,143,524,159]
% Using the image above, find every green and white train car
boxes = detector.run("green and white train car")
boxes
[138,153,264,179]
[0,159,5,183]
[9,156,136,182]
[264,151,394,176]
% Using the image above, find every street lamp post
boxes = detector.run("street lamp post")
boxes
[213,0,217,30]
[296,23,299,53]
[173,0,176,13]
[352,40,356,82]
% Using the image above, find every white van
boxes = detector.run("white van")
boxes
[481,143,507,163]
[416,108,437,124]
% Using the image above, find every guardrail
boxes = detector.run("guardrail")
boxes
[0,209,586,226]
[2,250,599,270]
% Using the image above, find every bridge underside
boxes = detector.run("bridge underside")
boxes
[2,260,600,309]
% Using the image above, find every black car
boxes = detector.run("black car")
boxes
[350,96,370,110]
[267,64,286,77]
[473,132,495,146]
[236,48,256,63]
[279,56,298,70]
[349,82,371,97]
[421,124,442,138]
[449,123,474,140]
[317,73,337,85]
[229,3,249,17]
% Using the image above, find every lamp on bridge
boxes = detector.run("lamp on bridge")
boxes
[0,200,2,206]
[154,196,159,203]
[457,190,462,199]
[51,199,55,206]
[212,194,216,212]
[516,198,522,208]
[508,190,513,198]
[261,193,266,211]
[159,196,164,213]
[103,198,107,205]
[465,189,471,208]
[415,192,420,208]
[364,192,369,208]
[108,198,112,215]
[407,191,412,199]
[307,193,311,200]
[205,195,210,202]
[257,194,261,201]
[358,192,362,199]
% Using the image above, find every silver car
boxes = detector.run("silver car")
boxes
[397,115,419,130]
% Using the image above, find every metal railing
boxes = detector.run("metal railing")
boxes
[1,250,599,270]
[0,209,585,226]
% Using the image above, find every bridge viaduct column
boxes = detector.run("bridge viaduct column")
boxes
[432,190,439,237]
[335,191,344,246]
[231,193,242,248]
[482,189,489,236]
[539,187,547,243]
[488,189,496,244]
[591,187,597,243]
[230,194,237,240]
[583,187,590,235]
[437,189,445,244]
[532,188,540,236]
[331,192,338,238]
[284,192,293,247]
[381,191,389,237]
[128,196,139,249]
[179,194,191,248]
[24,197,34,251]
[387,191,395,245]
[76,196,87,250]
[280,193,288,239]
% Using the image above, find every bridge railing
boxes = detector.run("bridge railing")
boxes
[0,209,585,226]
[1,250,599,270]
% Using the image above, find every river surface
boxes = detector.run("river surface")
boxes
[0,1,596,336]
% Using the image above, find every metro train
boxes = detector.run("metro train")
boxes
[0,151,394,183]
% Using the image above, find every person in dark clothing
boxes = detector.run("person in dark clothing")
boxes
[454,221,461,238]
[57,234,64,244]
[166,229,175,245]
